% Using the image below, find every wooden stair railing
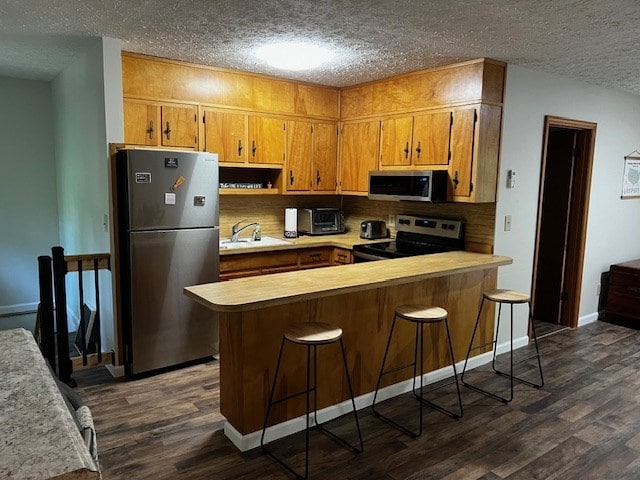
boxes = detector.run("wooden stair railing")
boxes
[37,247,112,385]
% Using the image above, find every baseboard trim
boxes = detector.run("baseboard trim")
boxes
[0,302,38,317]
[578,312,599,327]
[105,363,125,378]
[224,335,529,452]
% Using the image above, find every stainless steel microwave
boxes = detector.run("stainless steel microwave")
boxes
[368,170,449,202]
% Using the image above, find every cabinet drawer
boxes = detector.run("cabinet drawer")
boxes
[332,248,352,265]
[220,251,298,272]
[299,248,332,266]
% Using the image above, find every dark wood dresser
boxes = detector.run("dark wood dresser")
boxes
[605,259,640,327]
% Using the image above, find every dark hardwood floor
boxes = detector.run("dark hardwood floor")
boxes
[74,321,640,479]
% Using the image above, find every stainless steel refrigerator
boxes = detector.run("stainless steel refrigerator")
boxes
[115,148,219,375]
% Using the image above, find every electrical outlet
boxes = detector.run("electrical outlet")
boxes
[388,214,396,228]
[504,215,512,232]
[103,213,109,233]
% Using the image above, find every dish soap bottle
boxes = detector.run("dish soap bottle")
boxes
[252,224,262,241]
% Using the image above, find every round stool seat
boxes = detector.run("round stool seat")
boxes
[395,305,448,323]
[483,289,530,304]
[284,322,343,345]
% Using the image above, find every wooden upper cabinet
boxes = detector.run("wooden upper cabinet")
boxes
[160,104,198,148]
[380,117,413,166]
[312,122,338,192]
[447,104,502,203]
[449,107,477,198]
[249,116,286,165]
[123,100,160,146]
[412,111,452,166]
[203,110,248,163]
[124,100,197,149]
[286,120,313,190]
[285,121,338,193]
[339,121,380,193]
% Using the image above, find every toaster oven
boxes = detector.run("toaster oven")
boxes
[297,208,345,235]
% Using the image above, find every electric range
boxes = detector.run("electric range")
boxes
[352,214,464,262]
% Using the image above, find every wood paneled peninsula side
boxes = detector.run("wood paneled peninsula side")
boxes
[185,251,512,450]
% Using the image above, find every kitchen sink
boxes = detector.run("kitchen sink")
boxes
[219,236,293,250]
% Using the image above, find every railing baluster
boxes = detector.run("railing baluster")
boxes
[93,258,102,363]
[77,259,87,366]
[37,256,56,370]
[52,246,73,385]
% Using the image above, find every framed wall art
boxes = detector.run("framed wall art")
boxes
[621,151,640,199]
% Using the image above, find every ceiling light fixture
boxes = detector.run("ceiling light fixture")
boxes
[254,41,334,71]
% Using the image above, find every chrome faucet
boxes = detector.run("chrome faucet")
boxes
[231,220,260,242]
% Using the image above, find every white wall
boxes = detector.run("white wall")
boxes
[496,65,640,341]
[0,77,59,327]
[51,37,123,351]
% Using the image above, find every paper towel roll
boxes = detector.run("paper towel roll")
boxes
[284,208,298,238]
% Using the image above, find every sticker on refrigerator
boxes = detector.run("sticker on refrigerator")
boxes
[171,175,186,191]
[165,157,179,168]
[135,172,152,184]
[164,193,176,205]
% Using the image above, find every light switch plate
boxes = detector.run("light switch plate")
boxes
[504,215,512,231]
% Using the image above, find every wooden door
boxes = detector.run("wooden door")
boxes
[203,110,248,163]
[380,116,413,166]
[249,116,286,164]
[312,122,338,192]
[449,108,477,197]
[339,121,380,193]
[286,120,312,191]
[123,100,159,146]
[533,128,575,324]
[413,111,451,166]
[160,104,198,149]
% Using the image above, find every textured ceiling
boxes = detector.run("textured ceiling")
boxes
[1,0,639,95]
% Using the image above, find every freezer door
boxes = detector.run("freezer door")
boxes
[128,227,219,374]
[125,149,219,230]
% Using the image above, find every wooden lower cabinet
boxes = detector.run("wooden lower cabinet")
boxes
[605,259,640,326]
[332,248,353,265]
[219,267,498,435]
[220,247,352,280]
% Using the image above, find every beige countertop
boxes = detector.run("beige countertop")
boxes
[219,232,387,255]
[186,251,512,312]
[0,328,100,480]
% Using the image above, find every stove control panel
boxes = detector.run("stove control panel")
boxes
[396,214,463,240]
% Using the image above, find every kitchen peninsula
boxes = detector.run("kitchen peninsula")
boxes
[185,251,511,450]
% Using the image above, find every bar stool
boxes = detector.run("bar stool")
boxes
[372,305,463,438]
[261,322,363,479]
[461,289,544,404]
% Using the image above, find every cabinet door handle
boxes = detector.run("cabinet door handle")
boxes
[415,141,421,159]
[252,140,256,157]
[316,170,321,185]
[404,141,410,159]
[147,120,154,139]
[237,140,243,156]
[453,170,460,189]
[164,122,171,140]
[289,170,294,185]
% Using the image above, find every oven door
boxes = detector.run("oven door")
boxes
[352,250,387,262]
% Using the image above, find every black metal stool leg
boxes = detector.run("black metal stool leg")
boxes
[493,301,544,390]
[372,315,424,437]
[461,297,486,383]
[372,315,398,412]
[263,333,363,479]
[412,320,463,419]
[261,337,287,448]
[464,295,545,404]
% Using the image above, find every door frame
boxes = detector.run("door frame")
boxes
[531,116,597,328]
